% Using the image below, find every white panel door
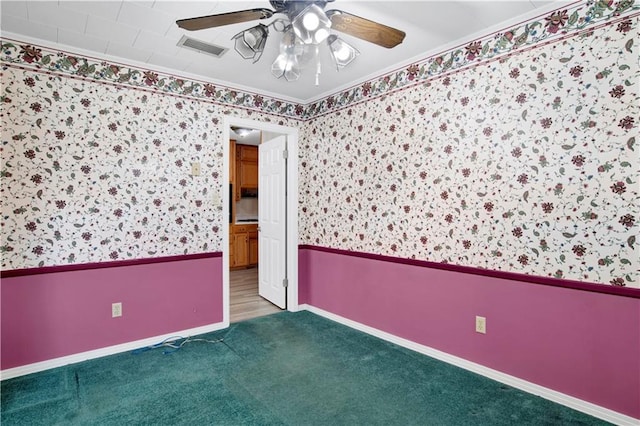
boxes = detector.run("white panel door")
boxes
[258,135,287,308]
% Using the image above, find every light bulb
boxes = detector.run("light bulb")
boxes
[302,12,320,30]
[244,32,257,46]
[334,44,351,61]
[313,28,330,44]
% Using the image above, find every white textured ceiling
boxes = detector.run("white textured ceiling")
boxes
[0,1,572,103]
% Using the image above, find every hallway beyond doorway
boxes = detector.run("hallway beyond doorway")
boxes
[230,267,282,323]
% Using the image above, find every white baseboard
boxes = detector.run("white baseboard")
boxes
[300,304,639,426]
[0,320,228,381]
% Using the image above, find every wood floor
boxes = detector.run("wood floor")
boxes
[230,267,282,323]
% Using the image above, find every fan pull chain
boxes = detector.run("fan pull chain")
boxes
[315,46,321,86]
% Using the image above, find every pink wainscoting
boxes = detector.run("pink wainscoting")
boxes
[1,255,223,370]
[298,246,640,420]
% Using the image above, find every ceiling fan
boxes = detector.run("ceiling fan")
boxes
[176,0,406,82]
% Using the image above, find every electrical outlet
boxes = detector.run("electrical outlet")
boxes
[191,162,201,176]
[475,316,486,334]
[112,302,122,318]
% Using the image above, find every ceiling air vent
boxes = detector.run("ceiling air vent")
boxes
[177,35,227,58]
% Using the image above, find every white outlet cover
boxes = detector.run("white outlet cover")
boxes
[475,316,486,334]
[112,302,122,318]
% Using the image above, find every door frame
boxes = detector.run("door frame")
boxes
[222,117,299,326]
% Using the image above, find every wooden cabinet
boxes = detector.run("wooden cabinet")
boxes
[248,230,258,265]
[229,235,235,267]
[230,224,258,269]
[232,232,248,267]
[230,140,240,202]
[239,160,258,189]
[239,145,258,161]
[229,142,259,269]
[236,145,258,189]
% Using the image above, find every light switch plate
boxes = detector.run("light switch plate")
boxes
[191,162,201,176]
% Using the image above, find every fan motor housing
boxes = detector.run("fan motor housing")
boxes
[269,1,332,15]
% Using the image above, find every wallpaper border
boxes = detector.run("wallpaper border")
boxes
[307,3,640,117]
[299,245,640,299]
[0,38,306,120]
[1,1,638,119]
[0,252,222,279]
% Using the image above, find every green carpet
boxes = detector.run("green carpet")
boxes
[1,311,609,425]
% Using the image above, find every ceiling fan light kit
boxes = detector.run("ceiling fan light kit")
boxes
[327,35,359,69]
[271,53,302,81]
[177,1,406,83]
[271,29,305,81]
[291,3,332,45]
[232,24,269,62]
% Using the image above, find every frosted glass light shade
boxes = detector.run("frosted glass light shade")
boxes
[292,3,331,45]
[271,53,301,81]
[232,24,269,62]
[328,35,360,69]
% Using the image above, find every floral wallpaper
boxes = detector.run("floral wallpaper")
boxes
[299,16,639,287]
[1,68,295,269]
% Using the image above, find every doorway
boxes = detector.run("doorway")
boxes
[229,268,281,323]
[223,118,299,326]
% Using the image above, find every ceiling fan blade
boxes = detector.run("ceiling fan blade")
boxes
[326,10,405,49]
[177,9,274,31]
